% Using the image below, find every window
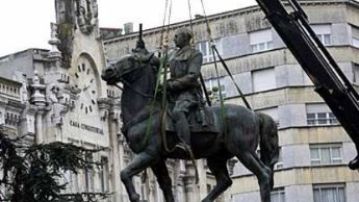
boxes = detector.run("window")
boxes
[353,63,359,84]
[249,29,273,53]
[252,68,276,92]
[196,40,220,63]
[313,184,345,202]
[271,188,285,202]
[100,157,109,192]
[307,112,338,125]
[275,147,283,169]
[84,154,94,192]
[312,24,332,45]
[310,144,343,165]
[351,26,359,48]
[353,38,359,48]
[205,77,227,99]
[306,103,338,126]
[107,89,115,98]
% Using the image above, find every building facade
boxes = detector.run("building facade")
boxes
[1,0,359,202]
[0,0,121,201]
[103,0,359,201]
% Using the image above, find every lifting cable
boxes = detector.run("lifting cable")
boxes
[187,0,194,37]
[158,0,200,184]
[158,0,176,154]
[142,0,174,153]
[199,0,228,139]
[159,0,172,51]
[199,0,252,110]
[188,0,213,107]
[136,1,175,181]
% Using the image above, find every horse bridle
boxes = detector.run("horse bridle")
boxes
[121,79,154,98]
[113,57,155,99]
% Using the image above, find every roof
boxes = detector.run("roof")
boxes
[0,48,49,62]
[0,76,23,86]
[103,0,359,43]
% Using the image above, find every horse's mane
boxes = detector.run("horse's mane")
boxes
[120,54,161,126]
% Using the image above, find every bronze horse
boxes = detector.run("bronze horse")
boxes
[101,52,279,202]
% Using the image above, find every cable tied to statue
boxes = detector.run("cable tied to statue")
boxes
[154,0,202,184]
[157,0,175,153]
[199,0,252,110]
[131,0,253,185]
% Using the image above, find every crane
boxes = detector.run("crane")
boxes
[255,0,359,170]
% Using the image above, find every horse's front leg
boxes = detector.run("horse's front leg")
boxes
[121,152,158,202]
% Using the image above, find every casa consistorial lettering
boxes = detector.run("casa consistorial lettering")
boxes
[69,120,104,135]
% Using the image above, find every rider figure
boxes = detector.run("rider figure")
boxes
[167,28,204,154]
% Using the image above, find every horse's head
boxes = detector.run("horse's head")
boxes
[101,52,156,85]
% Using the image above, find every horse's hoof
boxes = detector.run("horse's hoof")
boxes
[349,156,359,170]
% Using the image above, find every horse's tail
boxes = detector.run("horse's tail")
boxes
[257,112,279,188]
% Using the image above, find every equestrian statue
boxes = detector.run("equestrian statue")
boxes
[101,28,279,202]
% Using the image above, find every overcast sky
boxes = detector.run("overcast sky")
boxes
[0,0,256,57]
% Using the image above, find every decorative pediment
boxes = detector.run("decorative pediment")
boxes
[74,0,98,35]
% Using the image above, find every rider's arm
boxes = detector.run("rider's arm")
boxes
[168,52,203,91]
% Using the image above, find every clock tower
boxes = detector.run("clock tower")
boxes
[43,0,122,199]
[53,0,109,148]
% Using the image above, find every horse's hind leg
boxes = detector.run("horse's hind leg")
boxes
[236,151,272,202]
[121,152,158,202]
[202,157,232,202]
[151,160,174,202]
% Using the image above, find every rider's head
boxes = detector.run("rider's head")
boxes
[174,28,192,48]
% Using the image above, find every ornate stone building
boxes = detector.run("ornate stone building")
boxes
[1,0,359,202]
[0,0,120,201]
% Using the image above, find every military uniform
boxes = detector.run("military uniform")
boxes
[167,45,203,151]
[168,45,203,112]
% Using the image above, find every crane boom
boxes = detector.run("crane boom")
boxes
[255,0,359,169]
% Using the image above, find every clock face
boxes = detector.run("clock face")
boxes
[72,55,100,116]
[66,54,106,139]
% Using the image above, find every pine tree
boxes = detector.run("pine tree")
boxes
[0,132,108,202]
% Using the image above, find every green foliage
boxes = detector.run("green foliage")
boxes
[0,132,108,202]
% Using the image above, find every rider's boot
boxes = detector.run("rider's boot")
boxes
[174,113,193,156]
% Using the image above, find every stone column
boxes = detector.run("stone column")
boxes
[197,160,208,200]
[118,126,129,201]
[30,72,46,144]
[173,160,186,202]
[107,97,128,201]
[184,161,200,202]
[108,107,122,201]
[176,172,185,202]
[147,171,156,202]
[35,109,45,144]
[222,158,238,202]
